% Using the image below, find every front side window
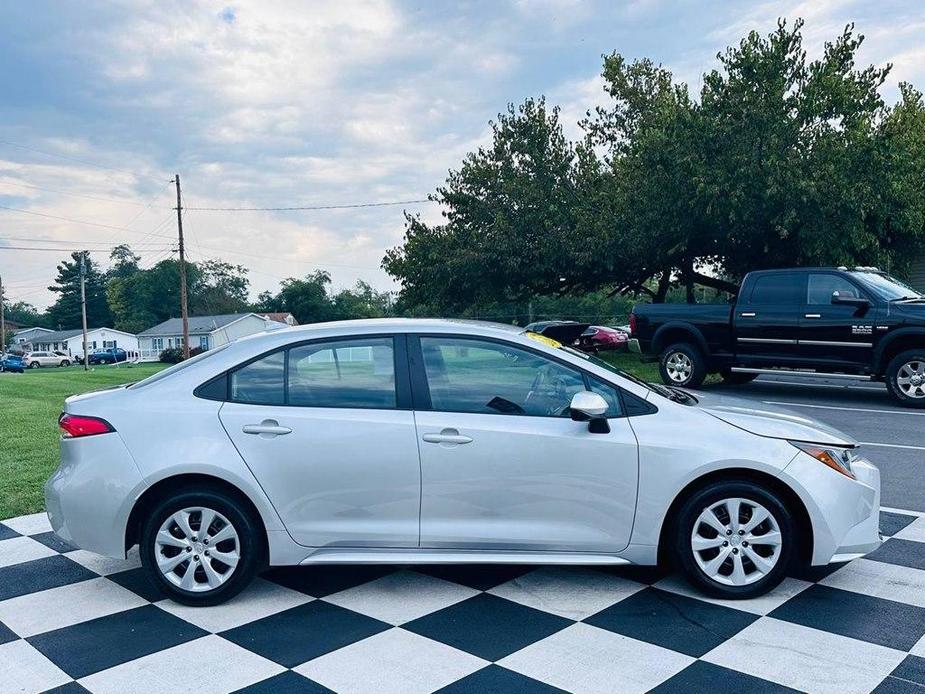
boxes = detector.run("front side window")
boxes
[420,337,586,416]
[288,338,396,409]
[748,274,805,305]
[807,274,863,304]
[230,351,285,405]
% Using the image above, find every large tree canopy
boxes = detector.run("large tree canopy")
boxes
[384,20,925,307]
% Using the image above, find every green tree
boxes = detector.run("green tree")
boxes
[46,252,112,330]
[255,271,337,324]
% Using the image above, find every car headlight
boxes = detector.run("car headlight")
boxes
[789,441,857,479]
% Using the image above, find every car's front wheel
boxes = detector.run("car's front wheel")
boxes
[60,360,70,367]
[673,481,795,599]
[885,350,925,408]
[140,488,264,606]
[29,361,40,369]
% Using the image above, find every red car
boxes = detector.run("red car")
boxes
[577,325,629,352]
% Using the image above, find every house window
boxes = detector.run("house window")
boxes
[103,340,117,349]
[152,338,164,351]
[199,336,209,351]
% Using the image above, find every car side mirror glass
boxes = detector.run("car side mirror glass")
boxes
[831,291,870,310]
[569,392,610,433]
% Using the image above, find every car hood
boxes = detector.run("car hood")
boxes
[688,390,857,447]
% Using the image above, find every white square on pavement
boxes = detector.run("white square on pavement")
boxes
[156,578,313,632]
[65,547,141,576]
[654,574,812,615]
[0,536,56,569]
[78,634,284,694]
[295,627,487,694]
[895,516,925,543]
[820,557,925,608]
[0,576,147,637]
[0,639,71,693]
[913,633,925,658]
[2,512,52,536]
[321,569,479,625]
[703,617,906,694]
[488,566,644,620]
[498,622,694,694]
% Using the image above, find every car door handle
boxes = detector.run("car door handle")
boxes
[242,420,292,437]
[740,312,756,317]
[422,429,473,445]
[804,313,821,319]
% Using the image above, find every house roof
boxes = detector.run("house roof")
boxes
[13,326,53,336]
[138,313,260,337]
[260,312,298,325]
[33,328,83,343]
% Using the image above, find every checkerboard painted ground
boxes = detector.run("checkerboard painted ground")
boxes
[1,509,924,694]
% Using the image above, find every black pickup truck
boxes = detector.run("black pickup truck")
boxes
[629,267,925,407]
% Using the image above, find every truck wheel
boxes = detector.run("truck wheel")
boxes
[720,369,758,385]
[659,343,707,388]
[885,350,925,408]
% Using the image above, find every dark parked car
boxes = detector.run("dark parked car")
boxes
[88,348,128,365]
[630,267,925,407]
[1,353,26,373]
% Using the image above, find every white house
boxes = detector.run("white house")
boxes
[31,327,140,360]
[10,326,54,349]
[137,313,287,361]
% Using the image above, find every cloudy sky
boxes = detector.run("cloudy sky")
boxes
[1,0,923,310]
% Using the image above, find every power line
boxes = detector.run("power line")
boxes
[0,139,155,181]
[0,245,116,253]
[0,204,175,240]
[183,198,434,212]
[0,180,156,206]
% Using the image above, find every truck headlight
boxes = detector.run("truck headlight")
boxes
[790,441,857,479]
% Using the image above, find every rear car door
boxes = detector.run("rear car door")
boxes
[734,272,806,365]
[799,272,875,367]
[410,334,639,553]
[218,335,421,548]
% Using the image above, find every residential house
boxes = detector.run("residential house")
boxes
[9,326,54,350]
[259,312,299,326]
[32,327,140,360]
[137,313,288,361]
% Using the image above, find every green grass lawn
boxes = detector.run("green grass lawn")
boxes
[0,352,658,521]
[0,363,168,520]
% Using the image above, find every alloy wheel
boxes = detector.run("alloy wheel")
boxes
[896,360,925,399]
[154,507,240,592]
[665,352,693,383]
[691,497,782,586]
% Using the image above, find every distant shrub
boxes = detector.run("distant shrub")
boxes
[159,345,206,363]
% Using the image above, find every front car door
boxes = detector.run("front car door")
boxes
[734,272,806,365]
[410,334,639,553]
[799,272,876,367]
[218,334,421,548]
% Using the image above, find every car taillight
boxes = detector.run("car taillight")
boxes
[59,413,114,438]
[629,313,636,335]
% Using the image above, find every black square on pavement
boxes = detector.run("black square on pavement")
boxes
[106,567,165,603]
[414,564,532,591]
[650,661,801,693]
[261,565,396,598]
[0,619,17,645]
[27,605,208,679]
[31,531,76,553]
[879,511,918,537]
[867,538,925,571]
[0,554,96,601]
[221,600,390,668]
[770,584,925,651]
[583,587,757,657]
[403,593,572,661]
[233,670,335,693]
[436,664,568,693]
[0,523,20,541]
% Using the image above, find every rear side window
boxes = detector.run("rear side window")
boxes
[807,274,863,304]
[748,274,805,305]
[230,351,285,405]
[288,338,396,409]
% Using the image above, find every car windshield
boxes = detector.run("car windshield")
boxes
[129,343,232,389]
[852,271,924,301]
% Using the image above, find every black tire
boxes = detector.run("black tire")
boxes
[140,487,264,606]
[885,349,925,409]
[672,480,796,599]
[720,369,758,385]
[29,361,40,369]
[658,342,707,388]
[60,360,70,367]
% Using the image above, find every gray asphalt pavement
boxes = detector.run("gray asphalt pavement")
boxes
[703,374,925,512]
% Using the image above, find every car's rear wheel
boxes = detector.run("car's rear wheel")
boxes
[673,481,795,598]
[885,350,925,408]
[29,362,39,369]
[659,342,707,388]
[140,488,264,606]
[720,369,758,385]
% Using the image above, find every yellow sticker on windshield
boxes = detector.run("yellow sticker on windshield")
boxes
[525,331,562,348]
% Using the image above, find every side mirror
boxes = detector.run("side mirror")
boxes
[569,392,610,433]
[831,291,870,310]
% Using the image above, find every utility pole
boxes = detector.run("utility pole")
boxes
[79,252,89,371]
[0,272,6,353]
[173,174,190,359]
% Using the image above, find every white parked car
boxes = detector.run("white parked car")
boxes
[25,351,71,368]
[45,319,881,606]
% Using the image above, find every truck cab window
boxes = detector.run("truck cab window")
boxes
[748,274,804,305]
